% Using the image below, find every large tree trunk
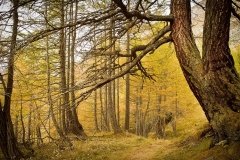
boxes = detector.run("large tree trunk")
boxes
[0,0,24,159]
[171,0,240,143]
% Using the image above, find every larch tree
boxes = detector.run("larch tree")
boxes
[171,0,240,143]
[0,0,24,159]
[111,0,240,143]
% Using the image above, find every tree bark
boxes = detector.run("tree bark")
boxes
[125,27,130,132]
[27,107,32,143]
[69,0,87,139]
[20,100,25,144]
[58,0,67,133]
[34,103,43,146]
[171,0,240,143]
[108,3,121,133]
[0,0,24,159]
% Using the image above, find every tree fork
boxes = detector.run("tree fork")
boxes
[171,0,240,143]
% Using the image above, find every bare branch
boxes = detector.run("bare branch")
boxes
[16,9,121,51]
[74,25,172,103]
[192,0,205,10]
[232,5,240,22]
[113,0,173,21]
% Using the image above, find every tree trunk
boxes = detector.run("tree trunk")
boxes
[93,23,100,132]
[100,87,109,131]
[27,107,32,143]
[20,101,25,144]
[171,0,240,143]
[143,90,150,137]
[125,28,130,132]
[14,113,19,142]
[108,4,121,133]
[45,1,66,140]
[124,0,131,132]
[69,0,87,139]
[59,0,72,134]
[103,19,111,132]
[0,0,24,159]
[34,103,43,146]
[116,58,120,126]
[94,90,99,131]
[135,93,139,135]
[135,89,143,136]
[104,83,110,131]
[99,88,104,130]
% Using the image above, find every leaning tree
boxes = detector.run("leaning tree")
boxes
[71,0,240,144]
[103,0,240,143]
[171,0,240,142]
[171,0,240,143]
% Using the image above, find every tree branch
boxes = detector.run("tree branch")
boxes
[16,9,121,51]
[192,0,205,10]
[113,0,173,21]
[75,34,172,103]
[231,5,240,21]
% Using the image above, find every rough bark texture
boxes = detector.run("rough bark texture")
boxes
[171,0,240,143]
[0,0,24,159]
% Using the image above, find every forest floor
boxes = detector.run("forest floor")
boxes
[28,127,240,160]
[1,108,240,160]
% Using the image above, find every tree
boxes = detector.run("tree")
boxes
[107,2,121,133]
[107,0,240,143]
[125,14,131,131]
[58,0,86,138]
[171,0,240,143]
[0,0,24,159]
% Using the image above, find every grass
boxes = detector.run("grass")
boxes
[1,107,240,160]
[29,131,240,160]
[30,133,152,160]
[1,133,239,160]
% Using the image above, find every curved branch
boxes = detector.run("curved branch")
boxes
[75,36,172,103]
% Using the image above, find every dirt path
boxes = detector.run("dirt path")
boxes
[124,139,176,160]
